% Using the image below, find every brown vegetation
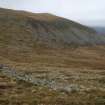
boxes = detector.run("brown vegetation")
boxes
[0,8,105,105]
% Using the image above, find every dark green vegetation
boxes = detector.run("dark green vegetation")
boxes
[0,8,105,105]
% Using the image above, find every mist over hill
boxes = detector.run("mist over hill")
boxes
[93,26,105,34]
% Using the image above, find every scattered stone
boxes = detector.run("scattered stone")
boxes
[1,65,105,94]
[0,64,3,69]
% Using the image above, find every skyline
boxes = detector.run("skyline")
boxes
[0,0,105,26]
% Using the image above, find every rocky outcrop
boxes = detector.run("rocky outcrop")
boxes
[0,66,85,93]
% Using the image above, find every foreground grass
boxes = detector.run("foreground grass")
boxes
[0,68,105,105]
[0,46,105,105]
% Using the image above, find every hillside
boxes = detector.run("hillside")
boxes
[0,8,105,105]
[0,8,105,68]
[0,8,105,50]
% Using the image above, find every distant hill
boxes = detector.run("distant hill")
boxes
[0,8,105,50]
[93,27,105,34]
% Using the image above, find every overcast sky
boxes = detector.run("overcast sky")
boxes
[0,0,105,26]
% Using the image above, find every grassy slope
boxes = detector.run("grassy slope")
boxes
[0,8,105,105]
[0,7,104,49]
[0,8,105,70]
[1,46,105,70]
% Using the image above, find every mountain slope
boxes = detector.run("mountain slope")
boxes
[1,8,105,70]
[0,8,105,50]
